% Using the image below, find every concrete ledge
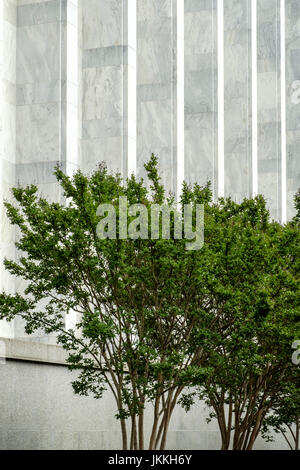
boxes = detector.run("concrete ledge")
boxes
[0,337,68,366]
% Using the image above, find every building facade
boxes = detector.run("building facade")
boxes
[0,0,299,449]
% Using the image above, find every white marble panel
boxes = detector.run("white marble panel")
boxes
[224,0,252,201]
[82,66,122,121]
[138,0,171,20]
[286,0,300,219]
[81,1,136,178]
[137,0,185,196]
[185,113,216,186]
[137,37,172,86]
[3,21,16,84]
[16,102,59,163]
[2,101,15,164]
[82,135,123,174]
[140,99,172,149]
[82,117,122,140]
[16,80,60,105]
[17,22,60,84]
[18,0,51,5]
[257,0,281,220]
[82,45,126,69]
[3,0,17,26]
[82,0,122,50]
[16,161,61,185]
[2,79,16,106]
[184,2,217,194]
[17,0,61,26]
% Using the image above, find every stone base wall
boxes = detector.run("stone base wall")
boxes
[0,339,288,450]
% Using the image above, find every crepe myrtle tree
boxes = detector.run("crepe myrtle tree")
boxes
[0,155,213,450]
[179,194,300,450]
[260,195,300,451]
[261,371,300,450]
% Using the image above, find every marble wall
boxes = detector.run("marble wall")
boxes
[0,0,298,450]
[0,0,299,339]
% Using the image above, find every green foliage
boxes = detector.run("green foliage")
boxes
[261,370,300,449]
[0,154,212,450]
[0,154,299,450]
[181,192,300,449]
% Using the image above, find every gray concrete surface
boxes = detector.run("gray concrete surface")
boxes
[0,338,289,450]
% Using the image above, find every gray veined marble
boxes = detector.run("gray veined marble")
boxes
[257,0,281,221]
[184,0,217,193]
[286,0,300,220]
[0,0,298,451]
[0,0,299,337]
[224,0,252,202]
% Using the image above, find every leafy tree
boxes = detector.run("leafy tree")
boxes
[1,154,299,451]
[261,372,299,450]
[259,197,300,450]
[0,155,212,450]
[180,195,300,450]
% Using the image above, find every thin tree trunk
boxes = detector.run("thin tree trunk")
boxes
[241,425,252,450]
[138,409,144,450]
[155,409,167,449]
[149,394,161,450]
[217,407,229,450]
[280,429,293,450]
[296,417,299,451]
[120,418,128,450]
[130,414,138,450]
[159,394,173,450]
[245,410,265,450]
[226,399,233,450]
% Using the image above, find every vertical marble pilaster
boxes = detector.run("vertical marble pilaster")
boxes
[15,0,79,341]
[0,3,3,275]
[62,0,79,178]
[286,0,300,219]
[0,3,2,201]
[137,0,172,191]
[280,0,287,223]
[0,0,16,338]
[224,0,252,201]
[123,0,137,177]
[175,0,184,200]
[217,0,224,197]
[16,0,79,200]
[81,0,137,177]
[257,0,281,221]
[137,0,184,198]
[251,0,258,197]
[184,0,217,198]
